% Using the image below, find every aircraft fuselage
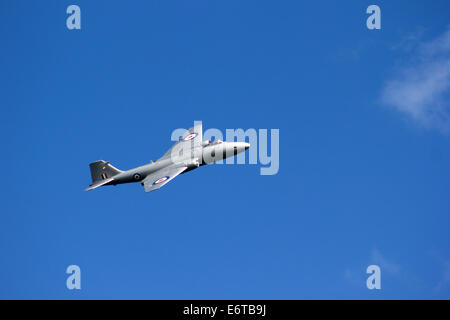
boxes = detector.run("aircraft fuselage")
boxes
[106,141,249,186]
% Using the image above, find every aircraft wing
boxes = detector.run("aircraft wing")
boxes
[159,123,203,161]
[142,165,188,192]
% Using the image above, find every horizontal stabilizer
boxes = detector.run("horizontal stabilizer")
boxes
[84,177,114,191]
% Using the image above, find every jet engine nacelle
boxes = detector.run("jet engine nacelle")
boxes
[183,158,200,169]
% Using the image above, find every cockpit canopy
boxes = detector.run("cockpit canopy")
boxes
[202,139,223,147]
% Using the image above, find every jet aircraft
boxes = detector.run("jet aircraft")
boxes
[85,123,250,192]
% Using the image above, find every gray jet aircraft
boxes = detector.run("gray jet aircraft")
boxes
[85,123,250,192]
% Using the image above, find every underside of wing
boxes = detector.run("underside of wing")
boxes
[159,123,203,161]
[142,165,188,192]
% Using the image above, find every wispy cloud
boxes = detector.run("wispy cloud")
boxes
[390,28,427,53]
[435,260,450,292]
[370,248,400,274]
[343,267,364,286]
[343,249,401,287]
[382,28,450,133]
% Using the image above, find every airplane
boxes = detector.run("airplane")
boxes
[85,123,250,193]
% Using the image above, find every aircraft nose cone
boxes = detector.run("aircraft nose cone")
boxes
[244,143,250,150]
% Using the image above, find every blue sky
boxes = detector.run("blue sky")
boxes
[1,0,450,299]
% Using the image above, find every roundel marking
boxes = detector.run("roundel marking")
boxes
[133,173,142,180]
[153,176,169,185]
[183,133,198,141]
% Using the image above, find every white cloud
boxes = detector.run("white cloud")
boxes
[382,28,450,133]
[436,261,450,292]
[370,248,400,274]
[343,249,401,288]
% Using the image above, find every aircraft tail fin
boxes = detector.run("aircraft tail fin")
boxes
[88,160,122,185]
